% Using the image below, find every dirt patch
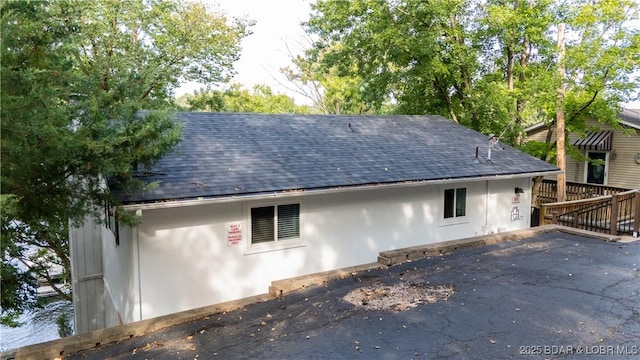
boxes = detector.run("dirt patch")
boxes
[343,282,455,312]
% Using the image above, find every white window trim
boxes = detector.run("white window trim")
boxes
[438,186,469,227]
[583,151,609,185]
[244,200,305,255]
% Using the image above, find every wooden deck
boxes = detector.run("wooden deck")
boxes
[535,179,632,204]
[535,180,639,236]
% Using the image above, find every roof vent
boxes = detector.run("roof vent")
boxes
[487,134,504,161]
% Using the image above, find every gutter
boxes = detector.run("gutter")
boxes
[527,119,640,132]
[524,122,548,133]
[122,170,561,212]
[618,119,640,130]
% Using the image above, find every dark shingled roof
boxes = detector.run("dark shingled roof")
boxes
[116,112,559,204]
[618,109,640,128]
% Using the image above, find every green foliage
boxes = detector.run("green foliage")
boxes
[1,198,39,327]
[303,0,639,147]
[56,313,73,337]
[1,0,251,324]
[518,140,557,164]
[182,83,312,114]
[306,0,482,121]
[281,51,374,114]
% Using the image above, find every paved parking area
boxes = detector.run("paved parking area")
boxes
[65,231,639,359]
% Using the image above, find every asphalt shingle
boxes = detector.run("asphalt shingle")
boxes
[115,113,559,204]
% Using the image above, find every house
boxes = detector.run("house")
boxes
[525,109,640,190]
[69,113,559,333]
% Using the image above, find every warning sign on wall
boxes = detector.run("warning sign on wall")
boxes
[227,223,242,246]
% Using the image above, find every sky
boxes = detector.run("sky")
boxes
[176,0,313,103]
[178,0,640,109]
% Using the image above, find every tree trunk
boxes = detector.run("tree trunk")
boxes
[556,23,567,202]
[531,175,544,208]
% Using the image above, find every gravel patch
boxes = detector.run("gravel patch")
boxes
[343,282,455,312]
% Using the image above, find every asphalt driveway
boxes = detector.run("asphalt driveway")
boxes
[65,231,639,359]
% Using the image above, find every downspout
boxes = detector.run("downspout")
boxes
[484,180,489,233]
[527,177,534,229]
[133,209,143,322]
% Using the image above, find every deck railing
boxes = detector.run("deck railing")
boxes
[536,179,632,205]
[540,190,640,236]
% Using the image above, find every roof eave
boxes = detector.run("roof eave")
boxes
[618,119,640,130]
[524,122,548,133]
[122,170,561,212]
[526,116,640,133]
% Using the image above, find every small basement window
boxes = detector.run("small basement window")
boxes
[251,204,300,244]
[443,188,466,219]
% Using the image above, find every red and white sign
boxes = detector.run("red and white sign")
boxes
[227,223,242,246]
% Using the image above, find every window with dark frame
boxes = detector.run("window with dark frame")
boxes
[443,188,466,219]
[251,203,300,244]
[585,151,606,185]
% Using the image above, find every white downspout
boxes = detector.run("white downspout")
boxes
[133,209,143,321]
[484,180,489,233]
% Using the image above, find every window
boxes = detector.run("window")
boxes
[443,188,466,219]
[584,151,608,185]
[251,203,300,244]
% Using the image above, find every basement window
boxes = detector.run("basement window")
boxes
[251,203,300,244]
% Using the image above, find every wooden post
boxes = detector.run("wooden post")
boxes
[634,191,640,236]
[556,23,567,202]
[540,205,548,225]
[610,194,618,235]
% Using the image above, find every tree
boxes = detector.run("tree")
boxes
[1,0,251,326]
[528,0,640,201]
[180,83,312,113]
[303,0,639,206]
[303,0,639,141]
[280,39,373,114]
[305,0,482,122]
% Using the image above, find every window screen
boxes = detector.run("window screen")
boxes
[251,206,274,244]
[278,204,300,240]
[455,188,466,217]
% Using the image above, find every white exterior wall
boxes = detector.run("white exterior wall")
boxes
[115,177,532,321]
[102,224,140,325]
[526,121,640,189]
[69,216,106,333]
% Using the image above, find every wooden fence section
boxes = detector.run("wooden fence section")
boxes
[540,190,640,236]
[536,179,632,205]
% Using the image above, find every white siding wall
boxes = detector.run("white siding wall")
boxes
[124,178,531,320]
[69,216,106,334]
[526,121,640,189]
[102,224,140,325]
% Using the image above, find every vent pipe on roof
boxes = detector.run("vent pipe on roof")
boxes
[487,134,495,160]
[487,133,504,161]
